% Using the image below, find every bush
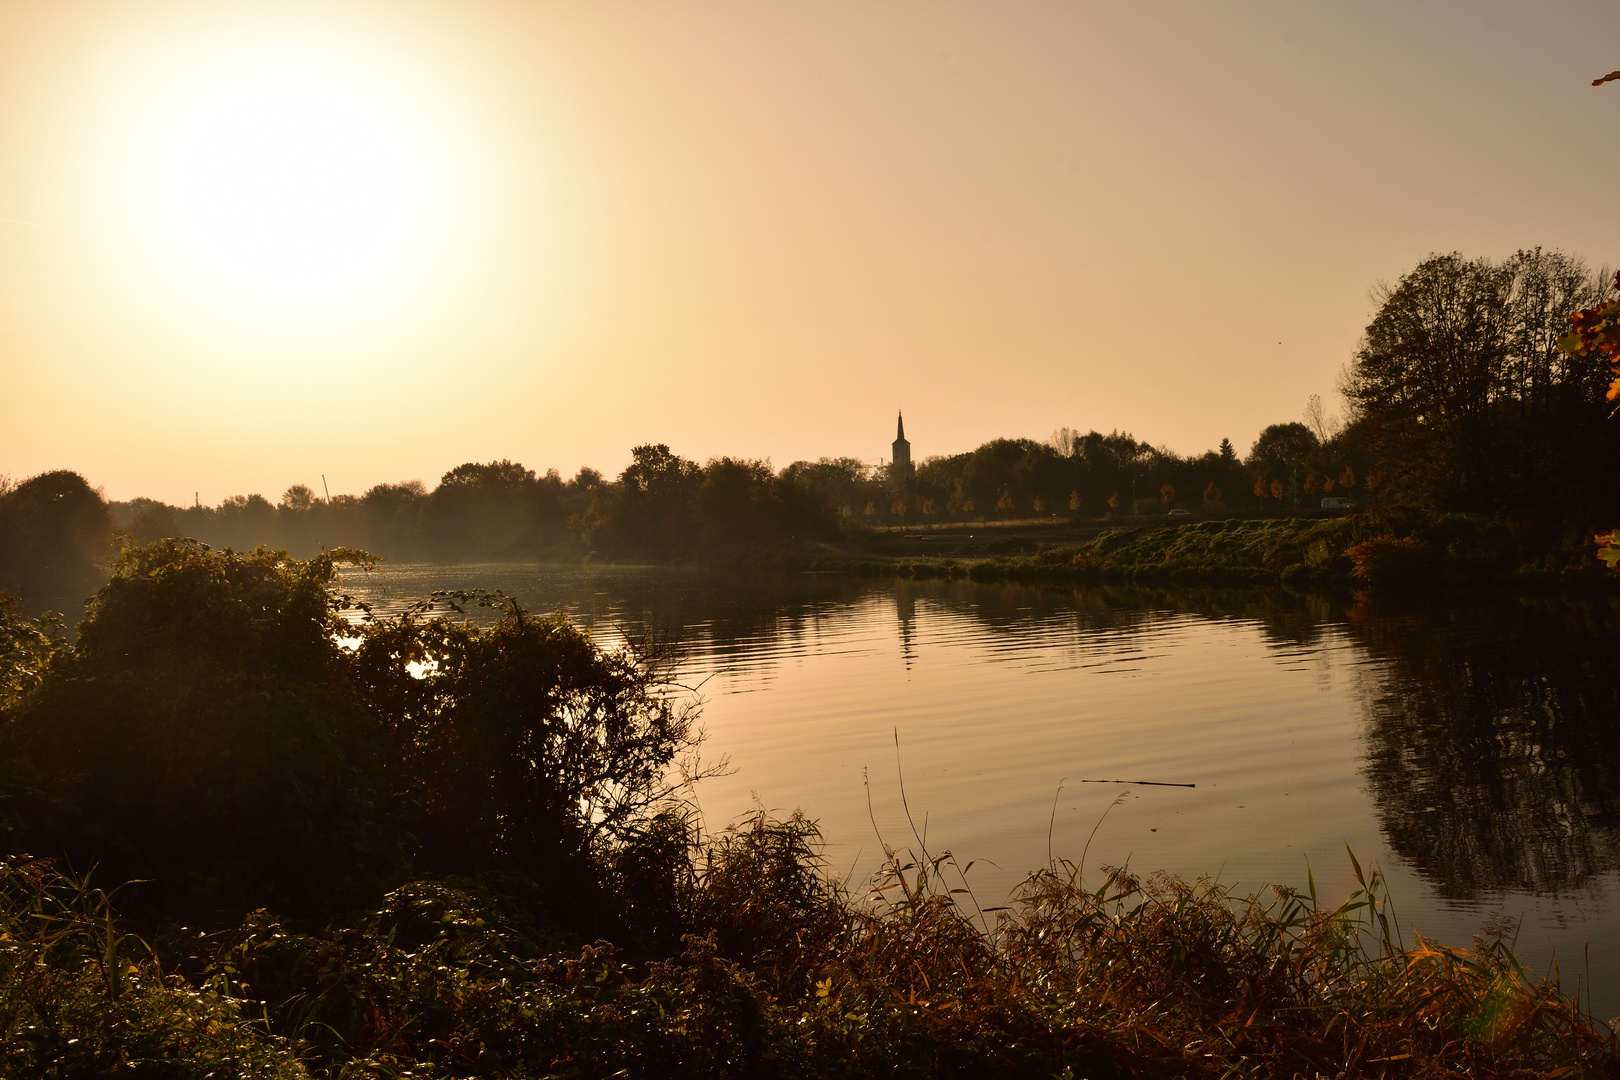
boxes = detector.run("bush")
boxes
[1345,536,1430,584]
[0,541,396,917]
[345,590,706,900]
[1,543,705,926]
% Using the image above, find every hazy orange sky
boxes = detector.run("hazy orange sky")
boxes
[2,1,1617,505]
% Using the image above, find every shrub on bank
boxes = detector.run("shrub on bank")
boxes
[0,541,704,928]
[1345,535,1428,583]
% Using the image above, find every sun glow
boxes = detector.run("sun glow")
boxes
[125,43,457,332]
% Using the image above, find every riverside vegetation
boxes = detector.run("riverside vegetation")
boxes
[812,504,1615,589]
[0,542,1615,1078]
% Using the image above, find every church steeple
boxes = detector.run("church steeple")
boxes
[891,411,912,474]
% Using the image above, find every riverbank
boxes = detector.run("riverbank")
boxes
[802,507,1614,589]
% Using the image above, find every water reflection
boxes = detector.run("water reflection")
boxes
[342,565,1620,906]
[1349,595,1620,900]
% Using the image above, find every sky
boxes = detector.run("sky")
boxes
[1,1,1618,505]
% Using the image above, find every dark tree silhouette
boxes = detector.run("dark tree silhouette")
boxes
[0,470,114,613]
[1342,249,1614,513]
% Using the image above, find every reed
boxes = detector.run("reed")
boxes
[1,825,1611,1079]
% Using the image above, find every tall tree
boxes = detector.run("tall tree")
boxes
[1341,249,1612,513]
[1247,422,1319,504]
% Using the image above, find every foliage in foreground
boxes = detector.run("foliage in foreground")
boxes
[0,824,1613,1079]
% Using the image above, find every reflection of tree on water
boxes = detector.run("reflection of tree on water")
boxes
[578,573,1620,902]
[342,566,1620,901]
[349,566,1347,678]
[1348,596,1620,900]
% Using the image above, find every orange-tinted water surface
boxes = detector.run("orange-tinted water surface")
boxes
[341,565,1620,1019]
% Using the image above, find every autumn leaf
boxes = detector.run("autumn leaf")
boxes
[1597,532,1620,570]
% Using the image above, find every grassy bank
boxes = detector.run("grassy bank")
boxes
[808,507,1613,589]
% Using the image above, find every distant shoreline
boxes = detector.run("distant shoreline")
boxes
[786,510,1620,591]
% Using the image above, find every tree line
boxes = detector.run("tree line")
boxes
[106,448,840,564]
[4,245,1617,605]
[96,423,1353,567]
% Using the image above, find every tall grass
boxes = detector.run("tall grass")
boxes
[5,816,1610,1079]
[991,849,1610,1077]
[0,859,306,1078]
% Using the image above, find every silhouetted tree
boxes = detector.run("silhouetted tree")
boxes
[360,480,429,557]
[421,461,557,561]
[281,485,317,513]
[1342,248,1615,513]
[1248,423,1320,506]
[125,497,180,546]
[781,458,867,512]
[0,471,114,612]
[214,494,277,550]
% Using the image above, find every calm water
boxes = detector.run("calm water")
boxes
[338,564,1620,1019]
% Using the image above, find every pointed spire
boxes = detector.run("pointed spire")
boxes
[891,411,912,474]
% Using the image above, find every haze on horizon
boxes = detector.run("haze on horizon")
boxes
[1,0,1617,506]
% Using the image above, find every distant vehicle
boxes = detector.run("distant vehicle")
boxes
[1168,508,1192,517]
[1320,497,1355,510]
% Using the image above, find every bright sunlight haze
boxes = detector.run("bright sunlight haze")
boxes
[128,43,453,328]
[1,1,1618,503]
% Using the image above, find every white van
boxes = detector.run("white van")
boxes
[1320,497,1354,510]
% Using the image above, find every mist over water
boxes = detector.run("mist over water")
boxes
[340,564,1620,1019]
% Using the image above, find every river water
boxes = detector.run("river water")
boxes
[337,563,1620,1019]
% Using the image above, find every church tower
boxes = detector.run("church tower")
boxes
[891,411,912,475]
